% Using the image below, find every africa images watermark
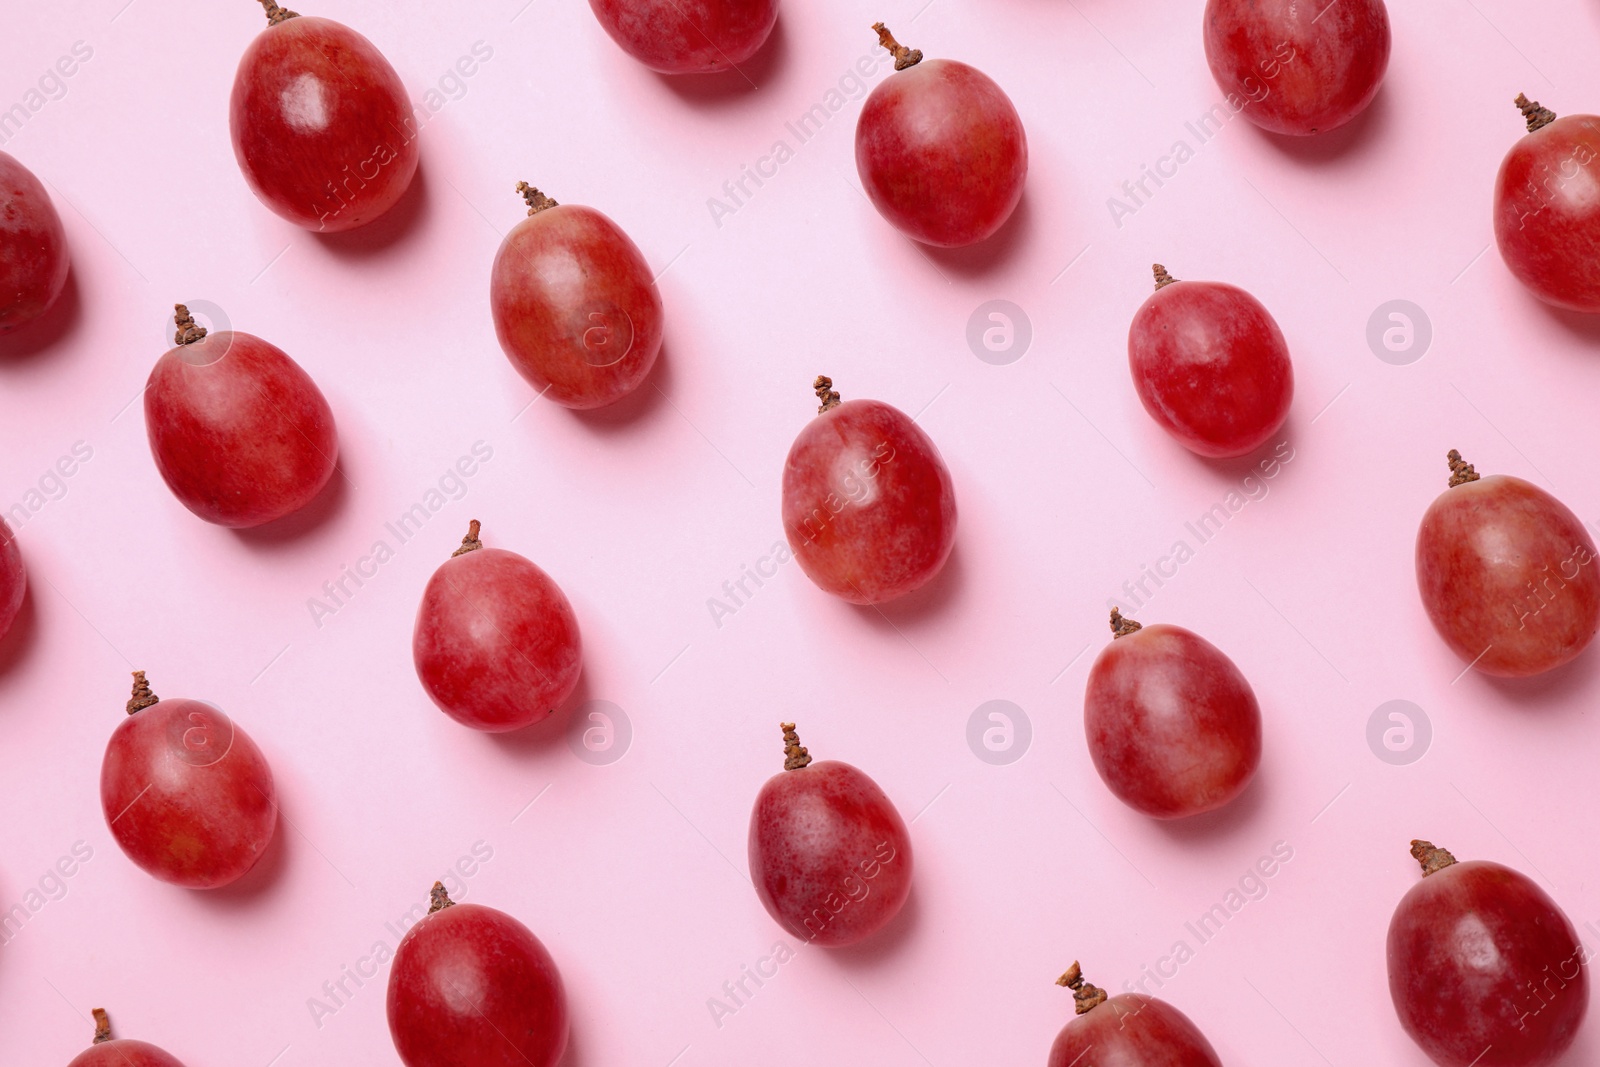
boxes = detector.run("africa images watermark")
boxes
[305,441,494,629]
[706,48,893,228]
[1108,440,1295,617]
[306,840,496,1030]
[0,41,94,146]
[310,40,494,230]
[1106,42,1295,229]
[1123,840,1294,997]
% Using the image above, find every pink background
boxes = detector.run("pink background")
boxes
[4,0,1600,1062]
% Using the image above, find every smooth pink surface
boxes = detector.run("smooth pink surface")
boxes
[588,0,777,74]
[100,694,278,889]
[230,15,419,232]
[781,395,956,603]
[1388,854,1587,1066]
[387,898,568,1067]
[144,328,338,528]
[748,751,913,947]
[489,202,663,409]
[1415,470,1600,677]
[855,56,1027,247]
[1494,110,1600,312]
[0,150,69,331]
[1127,275,1294,458]
[5,2,1600,1065]
[1085,621,1263,819]
[1047,990,1224,1067]
[412,540,583,732]
[1203,0,1391,136]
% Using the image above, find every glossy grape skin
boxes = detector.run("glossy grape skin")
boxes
[230,13,418,232]
[781,385,957,604]
[0,517,23,641]
[1084,618,1262,819]
[1494,103,1600,312]
[1388,846,1587,1067]
[387,890,568,1067]
[748,730,913,948]
[490,199,663,409]
[855,50,1027,247]
[1048,993,1223,1067]
[589,0,777,73]
[0,151,69,332]
[1203,0,1390,136]
[144,323,338,528]
[413,524,583,733]
[1127,270,1293,458]
[67,1012,185,1067]
[101,679,277,889]
[1416,459,1600,678]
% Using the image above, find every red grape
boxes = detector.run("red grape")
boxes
[854,24,1027,247]
[1127,264,1293,459]
[589,0,777,73]
[1047,964,1223,1067]
[781,376,956,604]
[1415,451,1600,678]
[0,517,23,641]
[1388,841,1588,1067]
[1494,95,1600,312]
[413,521,583,733]
[230,1,419,232]
[101,672,278,889]
[748,724,913,947]
[1084,610,1262,819]
[0,150,69,332]
[1204,0,1390,136]
[490,184,664,410]
[388,882,568,1067]
[68,1010,185,1067]
[144,305,338,528]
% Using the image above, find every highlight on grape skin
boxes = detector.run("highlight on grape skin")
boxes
[854,22,1028,247]
[1415,449,1600,678]
[229,0,420,232]
[1493,93,1600,313]
[490,183,664,410]
[100,671,278,890]
[780,375,957,604]
[748,723,914,947]
[143,304,339,529]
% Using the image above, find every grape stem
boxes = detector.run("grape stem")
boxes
[92,1008,113,1044]
[813,375,841,413]
[127,671,159,715]
[1446,449,1480,488]
[1515,94,1556,133]
[872,23,923,70]
[780,722,813,770]
[429,882,456,913]
[516,182,559,216]
[1109,608,1143,638]
[1152,264,1178,290]
[259,0,300,25]
[1410,840,1458,877]
[1057,962,1109,1015]
[452,519,484,557]
[173,304,207,346]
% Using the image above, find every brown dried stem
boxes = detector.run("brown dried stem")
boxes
[781,722,813,770]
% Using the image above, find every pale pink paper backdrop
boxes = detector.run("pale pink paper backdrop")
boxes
[3,0,1600,1062]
